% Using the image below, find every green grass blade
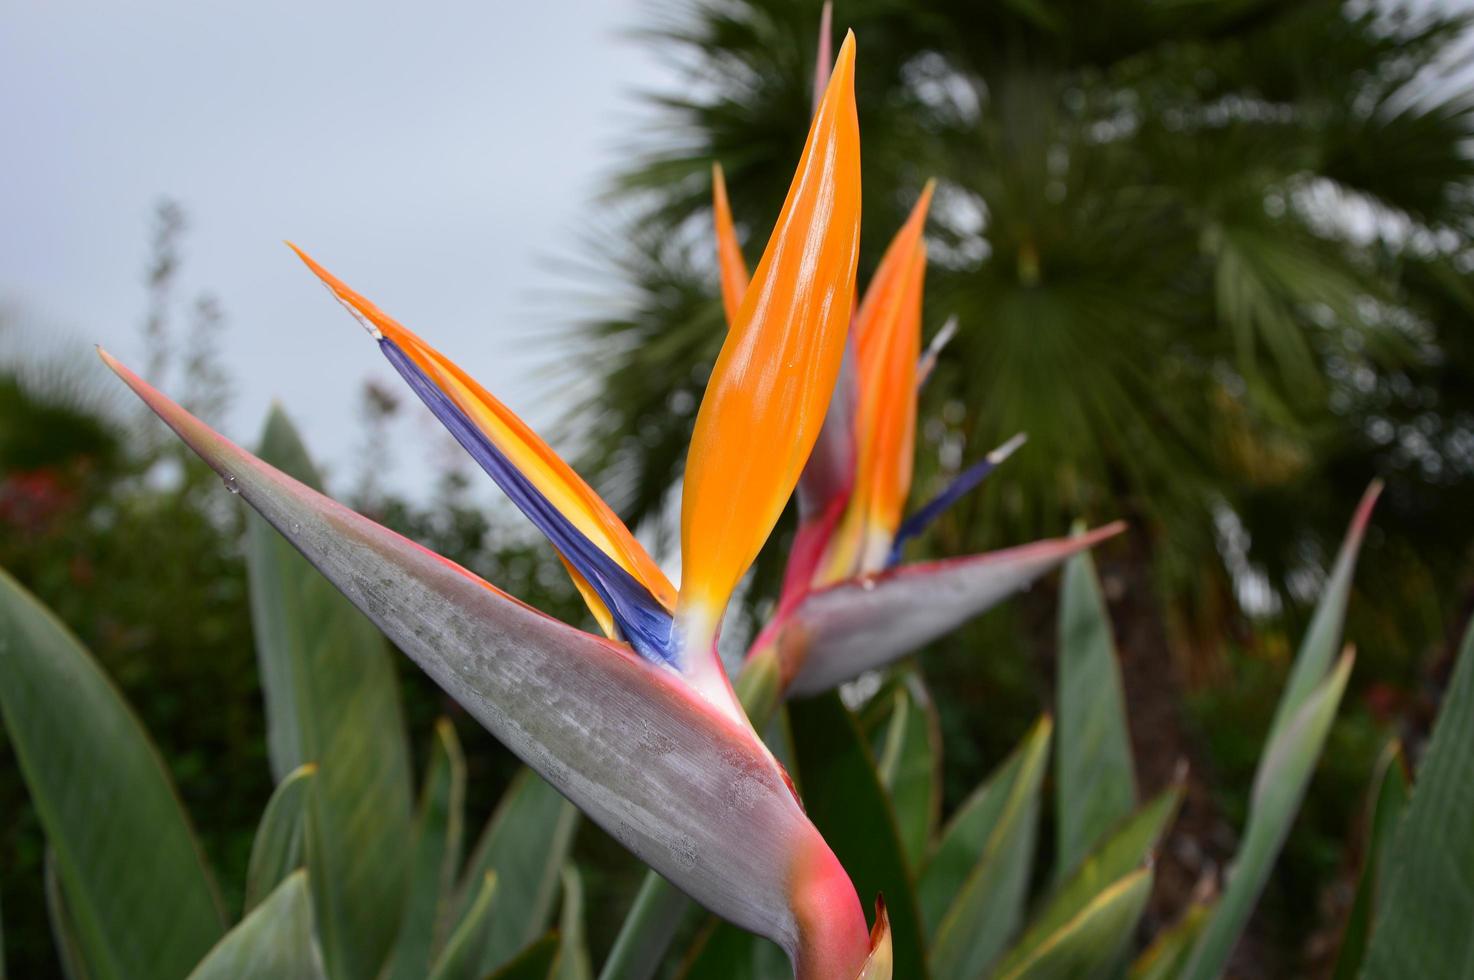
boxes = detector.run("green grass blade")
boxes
[917,716,1050,939]
[246,407,414,980]
[1362,618,1474,978]
[428,873,497,980]
[929,717,1052,980]
[0,567,225,980]
[186,872,326,980]
[789,690,929,979]
[1181,651,1354,980]
[244,763,317,914]
[452,770,579,975]
[554,865,592,980]
[1329,740,1407,980]
[1002,786,1180,974]
[383,720,467,980]
[877,670,943,871]
[997,868,1154,980]
[1055,537,1136,882]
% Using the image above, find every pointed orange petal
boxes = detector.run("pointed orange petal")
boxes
[678,32,861,626]
[287,245,676,624]
[712,162,750,328]
[816,183,934,582]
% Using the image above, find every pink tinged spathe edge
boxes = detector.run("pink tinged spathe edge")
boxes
[97,350,869,974]
[779,523,1127,696]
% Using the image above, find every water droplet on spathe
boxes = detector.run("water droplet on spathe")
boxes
[290,522,302,534]
[222,475,240,495]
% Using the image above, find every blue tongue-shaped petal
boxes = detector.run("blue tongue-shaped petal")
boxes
[380,338,677,668]
[886,434,1027,566]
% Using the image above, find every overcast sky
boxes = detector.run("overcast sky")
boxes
[1,1,678,499]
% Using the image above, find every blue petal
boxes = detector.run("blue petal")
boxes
[380,338,678,667]
[886,434,1026,567]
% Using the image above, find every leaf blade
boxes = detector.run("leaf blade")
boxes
[1055,540,1136,881]
[246,406,415,980]
[186,872,326,980]
[0,567,225,980]
[244,763,317,914]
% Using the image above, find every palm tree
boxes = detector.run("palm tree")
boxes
[570,0,1474,674]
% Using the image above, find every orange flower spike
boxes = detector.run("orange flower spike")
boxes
[711,162,750,328]
[287,244,677,624]
[815,181,934,583]
[859,240,926,568]
[678,32,861,631]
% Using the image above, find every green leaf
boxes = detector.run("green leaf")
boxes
[244,763,317,914]
[428,873,498,980]
[1055,536,1136,882]
[1362,618,1474,978]
[1264,482,1378,751]
[1330,740,1408,980]
[678,920,787,980]
[0,567,225,980]
[485,936,561,980]
[917,719,1043,936]
[186,872,327,980]
[929,717,1052,980]
[1129,901,1212,980]
[876,670,943,871]
[789,691,929,980]
[1181,651,1354,980]
[597,874,693,980]
[246,407,414,980]
[1001,787,1180,974]
[997,868,1154,980]
[384,720,467,980]
[44,851,92,980]
[554,865,592,980]
[451,769,579,975]
[1181,487,1375,980]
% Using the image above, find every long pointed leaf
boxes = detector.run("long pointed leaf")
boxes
[428,873,497,980]
[244,763,316,914]
[597,874,694,980]
[384,720,467,980]
[0,568,225,980]
[1001,788,1180,974]
[452,770,578,975]
[247,406,414,980]
[997,869,1153,980]
[1362,618,1474,978]
[917,716,1050,938]
[876,670,942,870]
[103,352,855,967]
[1181,651,1355,980]
[1329,740,1407,980]
[554,865,592,980]
[782,525,1125,696]
[186,872,326,980]
[1055,537,1136,882]
[486,937,561,980]
[44,851,92,980]
[1129,901,1212,980]
[929,718,1051,979]
[789,691,929,980]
